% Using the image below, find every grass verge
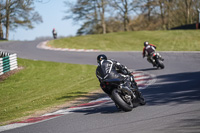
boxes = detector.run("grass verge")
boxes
[48,30,200,51]
[0,58,99,125]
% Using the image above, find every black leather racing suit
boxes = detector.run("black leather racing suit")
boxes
[96,59,137,95]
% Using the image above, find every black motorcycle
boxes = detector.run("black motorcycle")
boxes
[150,52,164,69]
[101,77,145,112]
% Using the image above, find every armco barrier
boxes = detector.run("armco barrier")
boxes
[0,51,18,75]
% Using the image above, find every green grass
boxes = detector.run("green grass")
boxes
[0,58,99,124]
[48,30,200,51]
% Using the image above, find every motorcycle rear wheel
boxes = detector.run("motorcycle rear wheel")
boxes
[111,89,133,112]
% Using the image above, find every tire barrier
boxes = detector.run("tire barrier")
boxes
[0,51,18,76]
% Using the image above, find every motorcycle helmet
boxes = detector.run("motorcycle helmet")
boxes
[144,41,149,46]
[97,54,107,63]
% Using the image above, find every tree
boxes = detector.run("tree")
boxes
[65,0,200,35]
[133,0,200,30]
[2,0,42,40]
[0,1,6,38]
[165,0,173,29]
[157,0,165,29]
[96,0,107,34]
[137,0,157,29]
[109,0,137,31]
[63,0,107,35]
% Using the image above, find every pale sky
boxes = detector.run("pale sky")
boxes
[9,0,79,41]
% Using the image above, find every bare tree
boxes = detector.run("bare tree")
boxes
[63,0,108,35]
[65,0,200,34]
[109,0,136,31]
[165,0,173,29]
[0,1,5,38]
[96,0,107,34]
[158,0,165,29]
[184,0,193,24]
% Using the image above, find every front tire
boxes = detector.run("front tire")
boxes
[158,60,165,69]
[111,89,133,112]
[155,59,165,69]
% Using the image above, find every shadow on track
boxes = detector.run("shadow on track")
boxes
[141,71,200,106]
[70,102,124,115]
[59,72,200,115]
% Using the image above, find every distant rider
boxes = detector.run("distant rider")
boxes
[52,28,57,39]
[96,54,145,104]
[143,41,157,66]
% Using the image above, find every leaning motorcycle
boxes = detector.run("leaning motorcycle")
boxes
[101,76,145,112]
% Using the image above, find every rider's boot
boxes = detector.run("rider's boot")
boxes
[130,76,138,89]
[133,82,138,90]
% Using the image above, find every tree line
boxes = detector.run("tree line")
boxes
[1,0,199,40]
[0,0,42,40]
[64,0,200,35]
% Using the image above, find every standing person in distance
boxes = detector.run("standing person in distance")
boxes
[52,28,57,39]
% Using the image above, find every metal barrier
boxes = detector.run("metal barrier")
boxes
[0,51,18,75]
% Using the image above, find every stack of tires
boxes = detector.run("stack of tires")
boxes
[0,51,18,75]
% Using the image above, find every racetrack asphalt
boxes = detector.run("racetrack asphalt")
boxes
[0,40,200,133]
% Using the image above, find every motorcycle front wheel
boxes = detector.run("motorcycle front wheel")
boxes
[155,59,165,69]
[111,89,133,112]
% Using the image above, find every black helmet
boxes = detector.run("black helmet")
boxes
[144,41,149,46]
[97,54,107,63]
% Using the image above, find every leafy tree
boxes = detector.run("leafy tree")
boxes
[0,0,42,40]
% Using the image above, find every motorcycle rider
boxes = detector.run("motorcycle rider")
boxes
[143,41,157,66]
[52,28,57,39]
[96,54,145,105]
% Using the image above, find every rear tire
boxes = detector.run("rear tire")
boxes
[111,89,133,112]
